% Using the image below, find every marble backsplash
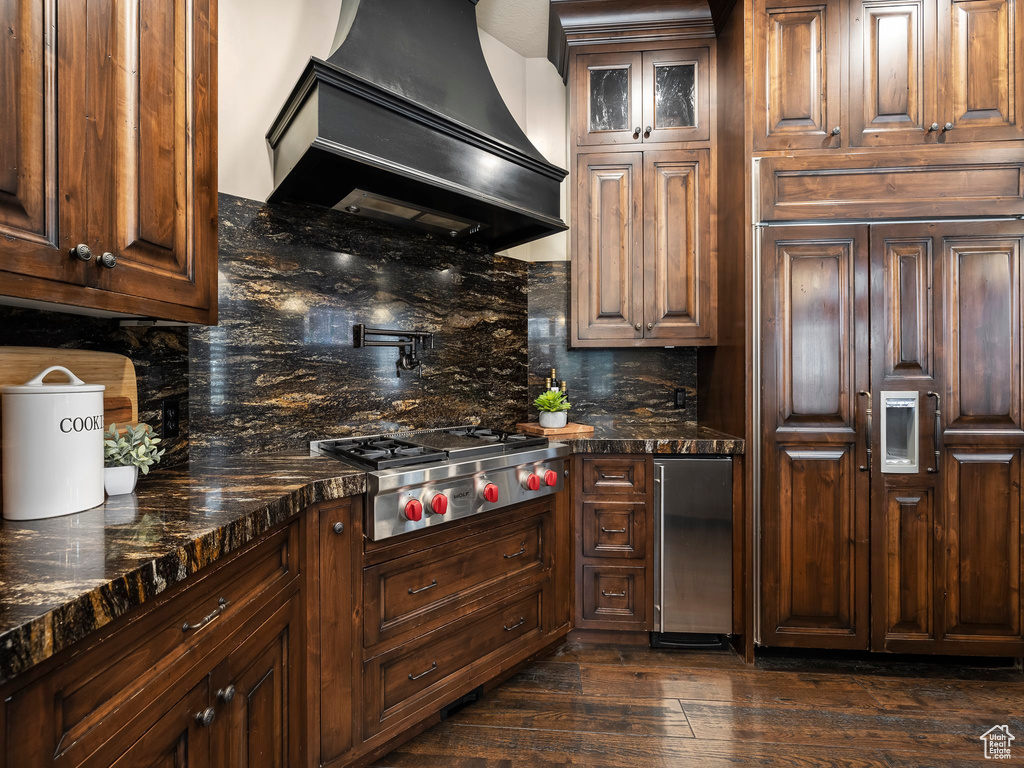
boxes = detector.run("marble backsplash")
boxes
[0,308,190,467]
[527,261,698,424]
[188,194,530,457]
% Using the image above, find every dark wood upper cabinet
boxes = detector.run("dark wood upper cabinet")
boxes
[573,152,644,343]
[753,0,843,150]
[575,52,644,146]
[849,0,937,146]
[938,0,1024,142]
[0,0,217,323]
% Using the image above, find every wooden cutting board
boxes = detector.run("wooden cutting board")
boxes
[516,421,595,437]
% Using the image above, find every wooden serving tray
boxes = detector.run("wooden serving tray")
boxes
[516,421,595,437]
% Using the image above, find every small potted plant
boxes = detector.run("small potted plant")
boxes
[103,423,165,496]
[534,389,572,429]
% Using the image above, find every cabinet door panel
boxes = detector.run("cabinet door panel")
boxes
[754,0,842,150]
[643,150,713,343]
[0,0,85,284]
[573,153,643,342]
[942,449,1024,647]
[850,0,936,145]
[211,595,303,768]
[88,0,216,311]
[641,48,710,143]
[761,226,870,649]
[939,0,1024,141]
[574,52,643,146]
[882,489,936,639]
[102,680,211,768]
[944,233,1022,432]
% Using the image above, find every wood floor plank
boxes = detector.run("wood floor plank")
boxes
[499,661,584,694]
[451,690,694,737]
[681,700,1024,756]
[855,675,1024,715]
[375,722,894,767]
[578,664,881,708]
[549,642,747,670]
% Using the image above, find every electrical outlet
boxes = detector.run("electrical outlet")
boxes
[674,389,687,410]
[162,399,180,438]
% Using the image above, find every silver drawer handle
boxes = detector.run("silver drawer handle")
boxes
[408,661,437,681]
[601,527,627,534]
[503,541,527,559]
[182,597,229,633]
[408,579,438,595]
[503,616,526,631]
[601,590,626,598]
[602,473,627,480]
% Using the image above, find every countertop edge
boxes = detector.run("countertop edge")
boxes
[0,471,365,687]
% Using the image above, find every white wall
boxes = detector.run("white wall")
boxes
[218,2,568,261]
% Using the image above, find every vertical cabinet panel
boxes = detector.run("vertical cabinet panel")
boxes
[942,449,1023,645]
[573,153,643,341]
[849,0,936,145]
[105,680,212,768]
[939,0,1024,141]
[89,0,215,312]
[754,0,842,150]
[944,234,1022,431]
[882,489,936,638]
[574,52,643,146]
[761,226,870,650]
[643,150,713,342]
[881,237,934,379]
[641,48,710,143]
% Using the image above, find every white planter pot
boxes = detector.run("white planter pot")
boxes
[104,466,138,497]
[538,411,568,429]
[2,365,105,520]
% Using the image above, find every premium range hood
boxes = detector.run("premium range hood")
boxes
[267,0,568,251]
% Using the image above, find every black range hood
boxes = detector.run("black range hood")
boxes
[267,0,568,251]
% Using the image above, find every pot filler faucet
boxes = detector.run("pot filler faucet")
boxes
[353,324,434,378]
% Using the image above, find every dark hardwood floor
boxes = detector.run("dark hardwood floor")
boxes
[374,642,1024,767]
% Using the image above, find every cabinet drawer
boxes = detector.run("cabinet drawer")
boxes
[5,519,300,768]
[363,510,549,648]
[582,502,646,559]
[581,565,647,626]
[363,587,543,738]
[581,457,647,495]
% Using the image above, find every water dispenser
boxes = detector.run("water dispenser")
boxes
[880,390,919,473]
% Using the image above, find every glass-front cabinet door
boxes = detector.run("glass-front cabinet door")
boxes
[574,52,643,145]
[641,48,710,143]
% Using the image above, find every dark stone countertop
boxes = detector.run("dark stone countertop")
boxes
[562,420,744,455]
[0,453,365,685]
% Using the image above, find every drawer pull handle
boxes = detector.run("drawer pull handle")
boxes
[503,541,527,559]
[408,661,438,681]
[182,597,229,633]
[601,527,627,534]
[601,473,627,480]
[408,579,438,595]
[503,616,526,631]
[601,590,627,598]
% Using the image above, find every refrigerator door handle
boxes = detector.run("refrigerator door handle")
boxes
[653,461,666,633]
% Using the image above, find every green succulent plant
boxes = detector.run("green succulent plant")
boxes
[534,390,572,413]
[104,423,166,474]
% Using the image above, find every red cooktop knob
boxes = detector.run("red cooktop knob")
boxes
[543,470,558,487]
[431,494,449,515]
[404,499,423,522]
[483,483,499,503]
[524,474,541,492]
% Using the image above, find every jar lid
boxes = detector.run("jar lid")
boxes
[1,365,106,395]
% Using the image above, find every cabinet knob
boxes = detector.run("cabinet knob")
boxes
[195,707,216,728]
[333,521,344,534]
[831,126,841,136]
[70,244,93,262]
[632,126,641,139]
[634,323,642,331]
[646,322,653,330]
[217,685,236,704]
[943,122,954,131]
[98,252,117,269]
[929,122,940,132]
[643,125,652,138]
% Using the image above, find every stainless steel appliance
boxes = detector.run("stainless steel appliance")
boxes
[653,457,733,645]
[312,427,569,541]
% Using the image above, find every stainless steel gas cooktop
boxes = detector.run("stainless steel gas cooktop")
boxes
[312,427,569,540]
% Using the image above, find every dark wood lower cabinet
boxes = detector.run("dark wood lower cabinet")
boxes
[761,221,1024,656]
